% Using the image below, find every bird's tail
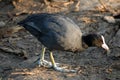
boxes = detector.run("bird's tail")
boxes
[17,21,43,39]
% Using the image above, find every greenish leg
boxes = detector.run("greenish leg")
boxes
[37,47,77,72]
[50,52,77,73]
[41,47,46,60]
[38,47,52,67]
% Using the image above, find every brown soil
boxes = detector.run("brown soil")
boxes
[0,0,120,80]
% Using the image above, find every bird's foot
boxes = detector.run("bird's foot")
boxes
[53,66,77,73]
[38,59,52,68]
[36,59,76,73]
[38,59,60,68]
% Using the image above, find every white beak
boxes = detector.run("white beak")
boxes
[101,35,110,51]
[102,43,109,51]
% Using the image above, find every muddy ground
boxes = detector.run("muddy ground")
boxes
[0,0,120,80]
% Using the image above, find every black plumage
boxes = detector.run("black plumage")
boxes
[18,13,83,52]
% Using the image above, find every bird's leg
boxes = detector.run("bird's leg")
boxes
[38,47,52,68]
[50,52,77,73]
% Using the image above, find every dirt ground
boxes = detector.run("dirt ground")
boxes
[0,0,120,80]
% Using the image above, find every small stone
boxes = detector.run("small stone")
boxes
[104,16,116,23]
[0,21,6,27]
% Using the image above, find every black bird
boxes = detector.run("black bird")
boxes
[18,13,109,72]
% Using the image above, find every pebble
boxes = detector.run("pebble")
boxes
[103,16,116,23]
[0,21,6,27]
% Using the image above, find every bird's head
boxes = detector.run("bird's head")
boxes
[82,34,110,52]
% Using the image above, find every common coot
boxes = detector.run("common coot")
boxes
[18,13,109,72]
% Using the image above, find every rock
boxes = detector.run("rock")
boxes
[0,21,6,27]
[111,63,120,70]
[112,29,120,47]
[110,29,120,57]
[103,16,116,23]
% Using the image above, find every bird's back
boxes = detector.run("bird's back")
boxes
[18,13,83,52]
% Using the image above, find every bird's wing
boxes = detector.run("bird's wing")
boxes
[25,22,42,32]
